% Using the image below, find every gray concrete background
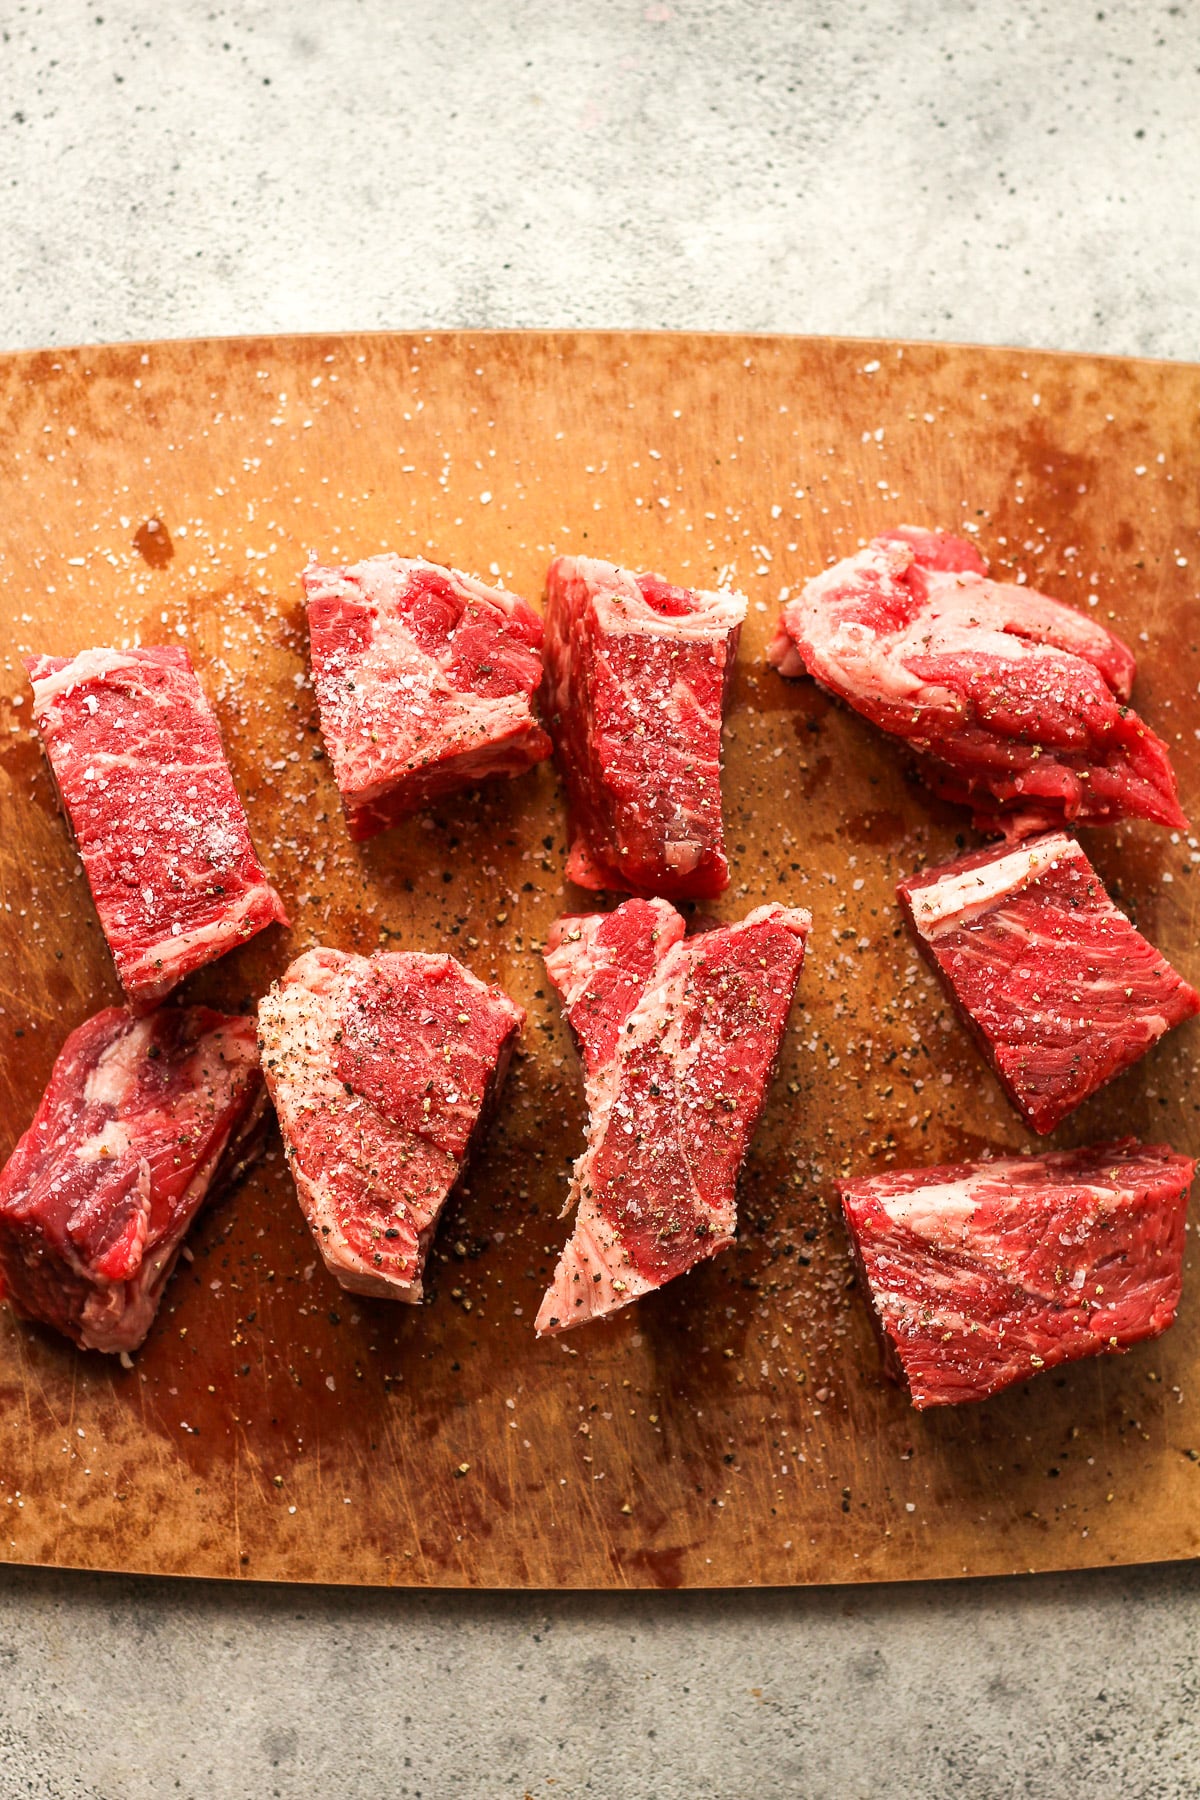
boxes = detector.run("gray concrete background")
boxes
[1,2,1199,1796]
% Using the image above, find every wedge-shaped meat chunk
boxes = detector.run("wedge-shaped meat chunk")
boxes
[840,1141,1194,1408]
[543,555,747,898]
[258,948,522,1299]
[537,899,809,1334]
[25,648,288,1001]
[899,833,1199,1133]
[0,1006,266,1353]
[768,527,1186,835]
[304,555,551,840]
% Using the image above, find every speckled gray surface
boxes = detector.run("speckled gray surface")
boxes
[2,0,1198,358]
[1,3,1199,1797]
[0,1562,1197,1800]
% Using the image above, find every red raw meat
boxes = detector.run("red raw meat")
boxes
[840,1141,1194,1408]
[303,555,551,840]
[258,947,522,1300]
[0,1006,266,1353]
[543,556,746,899]
[537,898,809,1334]
[899,832,1199,1134]
[767,526,1186,836]
[25,647,288,1002]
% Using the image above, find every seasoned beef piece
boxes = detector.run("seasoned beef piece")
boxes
[543,555,746,898]
[537,898,809,1333]
[898,832,1199,1133]
[25,647,287,1000]
[258,948,522,1300]
[304,555,551,839]
[0,1006,266,1353]
[768,527,1186,836]
[840,1141,1194,1407]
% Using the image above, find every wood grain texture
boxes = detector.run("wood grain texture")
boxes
[0,331,1199,1589]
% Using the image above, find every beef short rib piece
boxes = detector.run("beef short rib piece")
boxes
[303,555,551,840]
[767,526,1186,836]
[543,555,747,899]
[840,1141,1194,1408]
[25,647,288,1002]
[258,948,522,1300]
[537,898,809,1334]
[0,1006,266,1353]
[899,832,1200,1134]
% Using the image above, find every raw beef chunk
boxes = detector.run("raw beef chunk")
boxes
[899,833,1200,1134]
[767,527,1186,836]
[258,948,522,1300]
[0,1006,266,1353]
[543,556,747,899]
[840,1141,1194,1408]
[303,555,551,840]
[25,647,288,1001]
[537,898,809,1334]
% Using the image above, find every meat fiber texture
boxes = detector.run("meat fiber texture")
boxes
[537,898,810,1335]
[257,948,523,1300]
[767,526,1186,837]
[24,647,288,1002]
[840,1142,1194,1408]
[543,555,747,899]
[899,833,1200,1134]
[0,1006,266,1353]
[303,555,551,840]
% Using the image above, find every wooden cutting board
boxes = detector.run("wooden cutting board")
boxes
[1,331,1198,1589]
